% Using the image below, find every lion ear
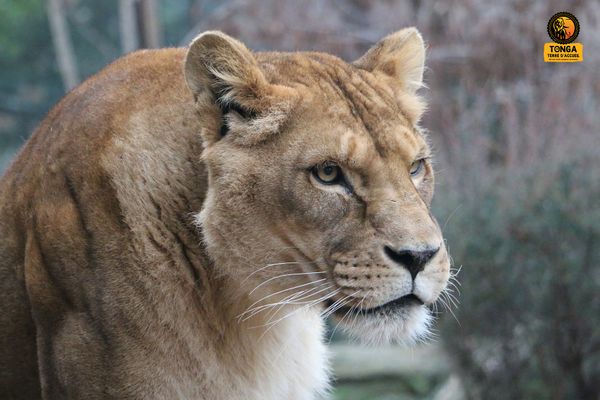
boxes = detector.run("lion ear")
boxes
[184,31,268,110]
[184,31,296,146]
[353,27,426,93]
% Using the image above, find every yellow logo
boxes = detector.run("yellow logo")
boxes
[544,12,583,62]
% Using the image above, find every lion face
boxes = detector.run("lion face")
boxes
[185,29,451,345]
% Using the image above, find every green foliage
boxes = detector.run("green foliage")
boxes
[0,0,62,162]
[437,154,600,400]
[0,0,46,61]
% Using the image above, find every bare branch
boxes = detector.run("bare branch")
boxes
[46,0,79,91]
[119,0,139,53]
[139,0,162,48]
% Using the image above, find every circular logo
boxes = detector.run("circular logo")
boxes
[547,12,580,44]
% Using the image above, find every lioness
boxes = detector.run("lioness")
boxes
[0,28,451,399]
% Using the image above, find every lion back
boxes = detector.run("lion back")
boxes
[0,48,206,398]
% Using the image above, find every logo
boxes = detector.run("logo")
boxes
[544,12,583,62]
[547,12,579,43]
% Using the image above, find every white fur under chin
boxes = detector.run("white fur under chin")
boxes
[243,307,332,400]
[337,305,433,346]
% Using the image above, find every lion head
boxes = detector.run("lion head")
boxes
[184,28,452,345]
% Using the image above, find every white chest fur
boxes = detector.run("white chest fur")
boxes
[234,308,331,400]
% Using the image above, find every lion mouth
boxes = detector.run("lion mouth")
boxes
[326,293,424,316]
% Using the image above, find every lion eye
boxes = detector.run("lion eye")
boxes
[313,163,342,184]
[410,159,425,177]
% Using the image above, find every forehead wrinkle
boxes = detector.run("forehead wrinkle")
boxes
[258,52,413,127]
[379,126,423,163]
[332,76,395,157]
[312,58,414,161]
[266,53,423,167]
[337,130,375,167]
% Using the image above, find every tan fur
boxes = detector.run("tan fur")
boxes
[0,28,450,399]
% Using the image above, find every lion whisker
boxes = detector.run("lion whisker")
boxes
[241,282,334,323]
[327,291,361,343]
[237,278,327,320]
[263,283,335,325]
[241,260,319,285]
[248,271,327,296]
[254,288,340,337]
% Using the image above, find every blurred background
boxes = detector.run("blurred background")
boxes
[1,0,599,399]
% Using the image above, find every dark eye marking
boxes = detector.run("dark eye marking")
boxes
[410,157,431,177]
[310,162,355,194]
[312,163,343,185]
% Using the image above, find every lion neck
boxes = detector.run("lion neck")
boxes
[199,275,331,399]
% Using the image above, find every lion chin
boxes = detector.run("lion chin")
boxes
[329,302,433,346]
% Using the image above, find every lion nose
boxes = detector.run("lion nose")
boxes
[384,246,440,280]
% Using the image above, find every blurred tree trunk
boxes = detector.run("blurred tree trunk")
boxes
[119,0,162,53]
[46,0,79,91]
[119,0,139,53]
[138,0,162,48]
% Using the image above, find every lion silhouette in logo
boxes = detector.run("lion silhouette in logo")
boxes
[552,17,569,41]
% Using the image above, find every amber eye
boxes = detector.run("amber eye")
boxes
[410,159,425,177]
[312,163,343,184]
